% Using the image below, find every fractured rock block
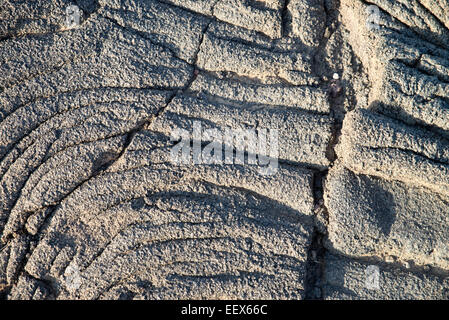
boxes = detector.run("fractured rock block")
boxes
[196,33,312,84]
[323,253,449,300]
[0,18,192,121]
[337,108,449,195]
[213,0,283,38]
[100,0,210,63]
[325,166,449,270]
[150,95,333,168]
[190,73,330,113]
[287,0,326,47]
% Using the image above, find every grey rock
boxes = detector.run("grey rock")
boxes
[337,108,449,195]
[196,32,313,84]
[190,73,330,113]
[213,0,283,39]
[288,0,326,47]
[325,166,449,270]
[323,252,449,300]
[99,0,210,63]
[0,0,448,301]
[150,95,333,168]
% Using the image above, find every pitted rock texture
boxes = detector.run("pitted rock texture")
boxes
[0,0,448,300]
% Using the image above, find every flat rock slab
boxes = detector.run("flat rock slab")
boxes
[149,95,333,168]
[337,108,449,195]
[323,253,449,300]
[325,166,449,270]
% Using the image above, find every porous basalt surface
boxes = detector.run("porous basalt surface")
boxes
[0,0,448,300]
